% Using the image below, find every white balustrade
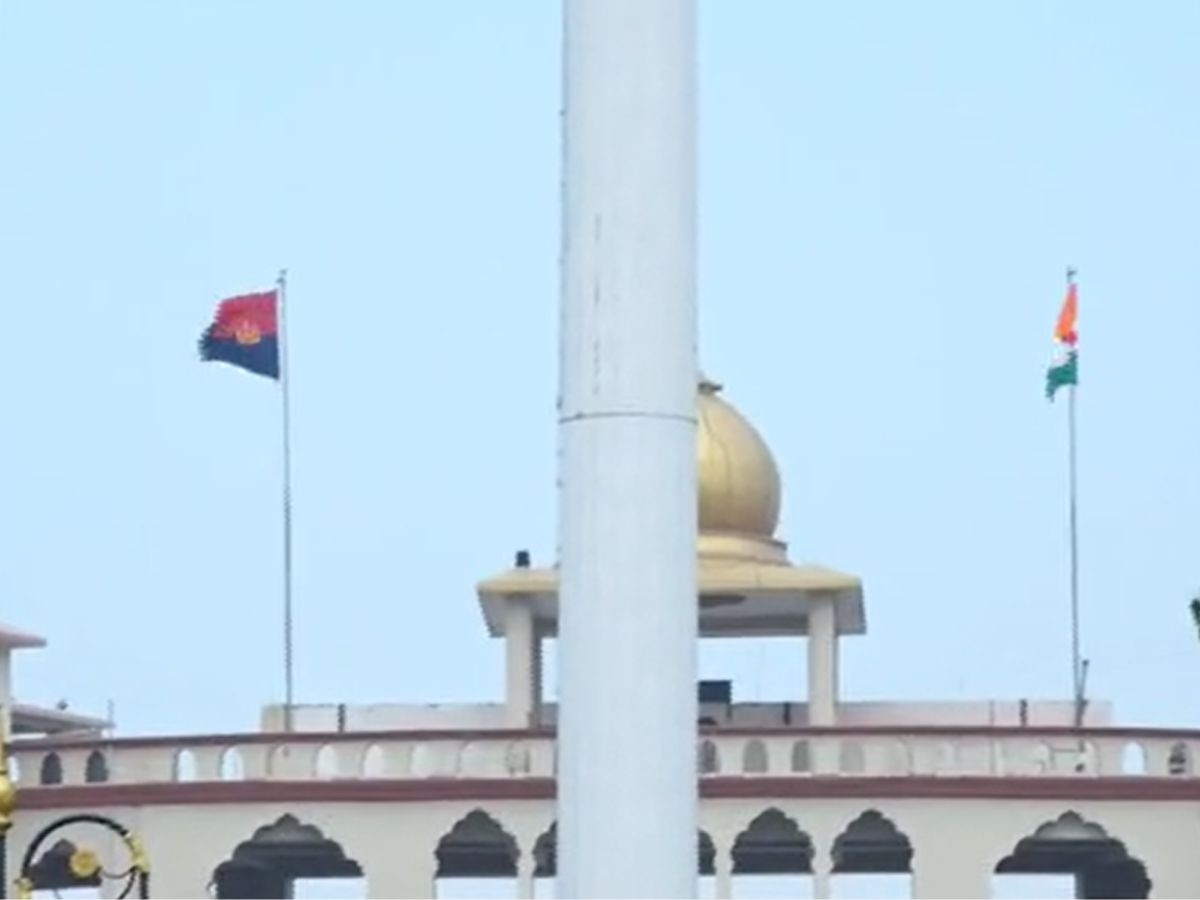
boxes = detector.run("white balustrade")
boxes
[10,729,1200,787]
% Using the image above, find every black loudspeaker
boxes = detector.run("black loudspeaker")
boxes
[698,679,732,705]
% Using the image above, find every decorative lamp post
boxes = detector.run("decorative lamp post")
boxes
[15,814,149,899]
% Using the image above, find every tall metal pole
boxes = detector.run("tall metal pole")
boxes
[277,269,295,733]
[557,1,699,897]
[1066,267,1082,728]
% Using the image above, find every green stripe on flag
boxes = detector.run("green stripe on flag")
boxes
[1046,351,1078,401]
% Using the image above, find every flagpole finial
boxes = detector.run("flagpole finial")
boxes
[1066,266,1077,285]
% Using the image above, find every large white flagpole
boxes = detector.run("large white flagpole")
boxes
[557,1,699,896]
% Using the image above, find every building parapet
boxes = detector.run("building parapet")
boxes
[7,725,1196,788]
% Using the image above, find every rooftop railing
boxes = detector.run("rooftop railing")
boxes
[8,725,1197,788]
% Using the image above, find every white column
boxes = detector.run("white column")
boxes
[812,852,832,900]
[505,599,539,728]
[558,0,699,897]
[517,851,536,900]
[713,839,733,899]
[807,595,838,727]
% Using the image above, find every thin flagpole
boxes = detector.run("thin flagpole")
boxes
[277,269,295,733]
[1066,266,1083,729]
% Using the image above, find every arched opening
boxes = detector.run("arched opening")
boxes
[173,748,198,782]
[533,823,556,899]
[1167,742,1190,776]
[699,739,720,775]
[211,814,365,899]
[731,808,813,898]
[831,809,913,898]
[531,824,718,898]
[39,752,63,786]
[791,740,811,774]
[411,742,456,778]
[1120,742,1146,775]
[460,741,504,777]
[699,830,717,899]
[434,809,518,899]
[25,839,102,898]
[219,747,244,781]
[743,739,769,774]
[839,741,865,774]
[315,744,339,778]
[504,741,531,776]
[882,740,910,775]
[992,811,1151,899]
[361,744,385,778]
[8,754,20,784]
[84,750,109,784]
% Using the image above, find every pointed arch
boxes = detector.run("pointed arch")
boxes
[39,752,63,786]
[1120,742,1147,775]
[831,809,914,900]
[791,739,811,773]
[698,739,720,774]
[742,739,769,773]
[504,741,531,776]
[1167,742,1190,776]
[832,810,913,873]
[994,811,1150,899]
[732,808,814,874]
[839,740,865,774]
[533,822,557,878]
[435,809,519,878]
[698,829,716,876]
[84,749,109,784]
[219,747,244,781]
[361,744,385,778]
[211,814,363,899]
[173,748,197,782]
[314,744,339,778]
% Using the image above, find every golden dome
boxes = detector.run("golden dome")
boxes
[697,376,782,555]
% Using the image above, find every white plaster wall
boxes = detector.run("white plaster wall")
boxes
[261,699,1112,733]
[261,704,512,733]
[5,796,1195,899]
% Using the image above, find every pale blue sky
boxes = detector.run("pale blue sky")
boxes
[1,1,1198,736]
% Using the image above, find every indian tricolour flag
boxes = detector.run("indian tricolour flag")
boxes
[1046,277,1078,401]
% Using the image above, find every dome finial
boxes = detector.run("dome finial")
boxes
[696,376,781,544]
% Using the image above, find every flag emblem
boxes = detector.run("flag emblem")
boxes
[199,290,280,379]
[234,319,263,346]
